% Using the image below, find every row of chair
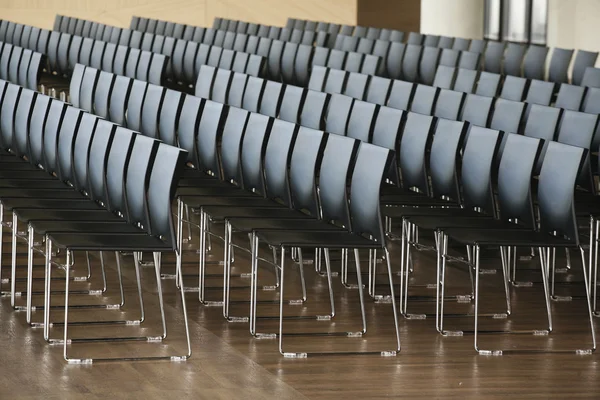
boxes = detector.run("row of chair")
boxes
[67,61,598,356]
[189,63,600,195]
[0,41,43,90]
[0,20,166,84]
[0,78,193,363]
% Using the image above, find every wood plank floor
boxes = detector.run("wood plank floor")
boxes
[0,219,599,399]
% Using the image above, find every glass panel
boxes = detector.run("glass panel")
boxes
[503,0,529,43]
[484,0,501,41]
[531,0,548,45]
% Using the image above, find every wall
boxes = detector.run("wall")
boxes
[357,0,420,32]
[419,0,484,39]
[547,0,600,66]
[0,0,357,30]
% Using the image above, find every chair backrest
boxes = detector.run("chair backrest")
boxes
[524,79,553,107]
[365,75,392,105]
[386,42,405,80]
[346,100,378,142]
[581,67,600,88]
[489,98,525,135]
[318,134,360,228]
[387,80,416,111]
[300,90,329,130]
[409,84,439,116]
[71,112,98,191]
[555,83,587,111]
[289,127,327,216]
[344,71,370,100]
[220,106,250,183]
[496,134,542,229]
[399,112,436,195]
[263,119,298,205]
[458,51,481,70]
[29,95,52,167]
[325,93,354,135]
[460,94,494,127]
[432,65,456,90]
[371,106,405,184]
[499,75,529,101]
[196,100,227,178]
[87,119,115,205]
[523,45,549,80]
[324,68,347,94]
[401,44,422,83]
[0,83,22,151]
[147,143,187,247]
[430,118,468,201]
[241,112,273,193]
[42,99,68,173]
[453,68,478,93]
[538,141,586,242]
[483,41,504,73]
[548,47,573,85]
[461,126,502,214]
[106,127,136,216]
[523,104,563,174]
[140,84,165,139]
[177,94,203,165]
[349,142,394,244]
[419,46,441,85]
[503,43,526,76]
[13,88,37,159]
[159,89,184,146]
[453,38,471,51]
[55,107,84,183]
[94,71,116,119]
[572,50,599,86]
[259,80,284,117]
[475,71,501,97]
[434,89,466,120]
[109,75,133,126]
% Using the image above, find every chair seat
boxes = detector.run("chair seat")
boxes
[30,220,142,235]
[444,227,577,247]
[229,217,343,233]
[179,193,266,208]
[0,188,85,200]
[176,185,252,197]
[383,206,481,219]
[405,215,527,231]
[6,198,101,212]
[47,232,172,251]
[255,229,381,249]
[204,205,311,222]
[0,170,55,179]
[381,194,458,206]
[14,208,122,223]
[0,163,42,171]
[0,179,72,189]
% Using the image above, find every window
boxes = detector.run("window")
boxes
[484,0,547,45]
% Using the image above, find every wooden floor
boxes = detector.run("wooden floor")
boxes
[0,221,599,399]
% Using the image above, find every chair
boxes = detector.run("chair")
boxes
[548,47,574,85]
[259,81,284,118]
[243,76,266,112]
[438,36,454,49]
[402,44,422,83]
[409,84,440,116]
[325,93,354,135]
[453,37,470,51]
[483,41,504,73]
[387,42,405,80]
[555,83,587,111]
[572,50,599,86]
[281,42,297,84]
[439,49,460,68]
[434,89,466,120]
[343,72,370,100]
[294,44,313,86]
[475,71,502,97]
[499,76,529,102]
[299,90,329,130]
[360,54,380,76]
[365,76,392,105]
[581,67,600,88]
[279,85,307,124]
[387,80,416,111]
[372,39,391,76]
[228,71,249,108]
[93,70,115,119]
[503,43,527,76]
[109,75,133,126]
[490,98,526,138]
[211,68,233,104]
[357,37,375,54]
[524,79,553,107]
[523,45,549,80]
[419,47,441,85]
[328,49,348,70]
[423,34,440,47]
[407,32,424,45]
[433,65,456,90]
[460,94,494,127]
[458,51,481,70]
[468,39,487,54]
[523,104,562,174]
